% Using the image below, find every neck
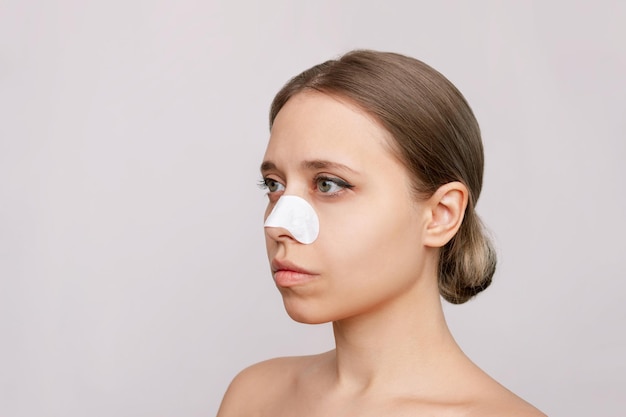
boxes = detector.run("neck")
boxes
[329,272,464,394]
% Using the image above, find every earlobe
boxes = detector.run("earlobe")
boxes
[424,182,468,248]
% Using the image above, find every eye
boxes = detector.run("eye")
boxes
[315,176,354,194]
[259,177,285,193]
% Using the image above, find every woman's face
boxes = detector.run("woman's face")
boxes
[261,92,434,324]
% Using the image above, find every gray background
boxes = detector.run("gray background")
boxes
[1,1,624,416]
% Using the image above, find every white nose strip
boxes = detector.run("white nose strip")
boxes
[264,195,319,244]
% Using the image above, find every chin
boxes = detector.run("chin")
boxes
[281,299,335,325]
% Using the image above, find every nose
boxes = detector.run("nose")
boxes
[264,195,319,244]
[264,224,298,243]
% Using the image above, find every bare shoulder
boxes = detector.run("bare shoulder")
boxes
[473,395,547,417]
[465,376,547,417]
[216,354,321,417]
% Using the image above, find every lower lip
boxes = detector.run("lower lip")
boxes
[274,270,317,287]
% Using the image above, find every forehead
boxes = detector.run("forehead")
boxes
[264,92,395,166]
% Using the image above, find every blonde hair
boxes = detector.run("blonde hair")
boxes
[269,50,496,304]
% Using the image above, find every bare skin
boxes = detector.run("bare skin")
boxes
[217,92,546,417]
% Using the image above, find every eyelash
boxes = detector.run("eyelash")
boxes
[314,175,354,195]
[258,178,284,193]
[258,175,354,196]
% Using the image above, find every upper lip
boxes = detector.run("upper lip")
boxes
[271,259,315,275]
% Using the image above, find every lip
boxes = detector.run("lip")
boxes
[271,259,318,287]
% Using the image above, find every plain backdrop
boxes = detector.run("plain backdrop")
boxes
[1,1,624,416]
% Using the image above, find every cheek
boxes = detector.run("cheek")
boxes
[307,204,426,321]
[317,201,423,279]
[263,199,275,221]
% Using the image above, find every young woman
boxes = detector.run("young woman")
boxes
[217,50,546,416]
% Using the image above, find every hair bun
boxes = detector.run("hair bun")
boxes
[438,211,496,304]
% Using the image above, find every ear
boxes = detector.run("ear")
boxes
[423,182,469,248]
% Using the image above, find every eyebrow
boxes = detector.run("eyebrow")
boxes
[260,159,358,174]
[260,161,278,173]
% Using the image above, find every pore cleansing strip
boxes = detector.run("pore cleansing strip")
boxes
[264,195,319,244]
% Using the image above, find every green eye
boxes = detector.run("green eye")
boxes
[267,179,279,192]
[317,178,334,193]
[316,176,351,194]
[261,178,285,193]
